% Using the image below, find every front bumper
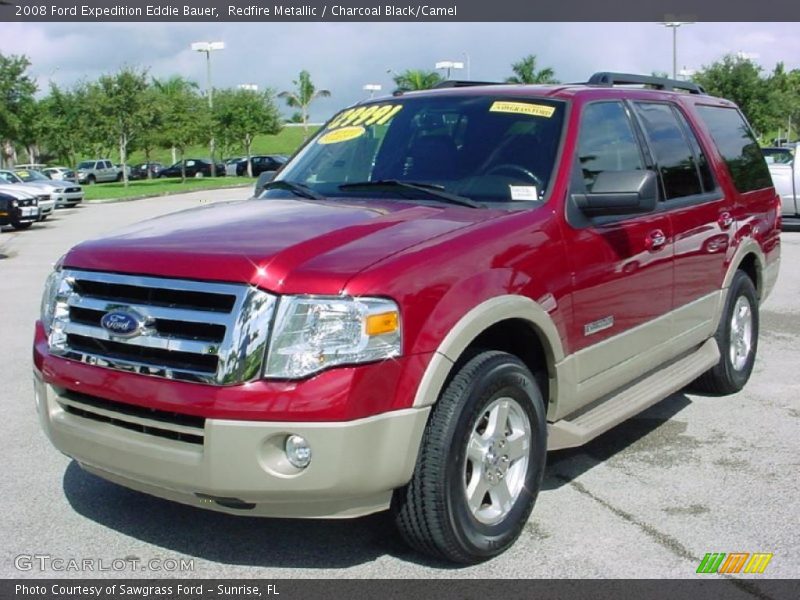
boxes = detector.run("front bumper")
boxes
[35,370,429,518]
[52,191,83,207]
[38,200,55,217]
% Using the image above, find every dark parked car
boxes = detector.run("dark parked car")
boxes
[159,159,225,178]
[130,162,164,180]
[235,155,288,177]
[0,189,40,230]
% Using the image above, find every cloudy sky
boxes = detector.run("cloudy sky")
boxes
[2,22,799,120]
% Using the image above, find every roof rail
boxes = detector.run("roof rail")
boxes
[433,80,503,89]
[588,72,705,94]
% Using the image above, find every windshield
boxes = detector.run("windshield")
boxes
[274,95,566,205]
[0,171,21,184]
[77,161,94,170]
[14,169,48,182]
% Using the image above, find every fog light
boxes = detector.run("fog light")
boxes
[285,434,312,469]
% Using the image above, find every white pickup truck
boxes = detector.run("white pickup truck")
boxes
[764,146,800,229]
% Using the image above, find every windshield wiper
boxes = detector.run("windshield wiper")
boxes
[339,180,480,208]
[262,180,325,200]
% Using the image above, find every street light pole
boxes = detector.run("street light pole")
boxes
[435,60,465,80]
[363,84,382,99]
[191,41,225,175]
[660,22,693,79]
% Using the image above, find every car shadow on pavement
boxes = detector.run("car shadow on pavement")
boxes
[62,461,419,569]
[542,391,693,490]
[62,391,693,570]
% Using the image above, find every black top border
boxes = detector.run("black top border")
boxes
[1,0,800,22]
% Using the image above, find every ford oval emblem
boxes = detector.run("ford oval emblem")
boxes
[100,311,142,337]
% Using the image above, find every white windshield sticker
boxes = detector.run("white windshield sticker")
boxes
[509,185,538,201]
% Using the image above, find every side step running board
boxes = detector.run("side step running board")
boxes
[547,338,720,451]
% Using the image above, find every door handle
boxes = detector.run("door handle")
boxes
[646,229,667,251]
[718,212,734,229]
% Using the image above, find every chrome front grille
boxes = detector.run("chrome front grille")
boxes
[49,269,276,385]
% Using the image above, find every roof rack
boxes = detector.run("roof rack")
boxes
[433,80,503,89]
[588,72,705,94]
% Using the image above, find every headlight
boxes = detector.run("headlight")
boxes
[264,296,401,379]
[40,269,70,352]
[10,199,18,208]
[53,188,64,193]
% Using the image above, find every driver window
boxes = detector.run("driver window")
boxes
[578,102,644,192]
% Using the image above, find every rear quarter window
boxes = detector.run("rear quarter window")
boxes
[695,105,772,193]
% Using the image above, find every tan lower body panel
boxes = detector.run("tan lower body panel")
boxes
[547,338,720,450]
[35,372,430,519]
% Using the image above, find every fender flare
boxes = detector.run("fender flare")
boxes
[412,295,565,408]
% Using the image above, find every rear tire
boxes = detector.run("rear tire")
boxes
[692,270,759,395]
[393,350,547,563]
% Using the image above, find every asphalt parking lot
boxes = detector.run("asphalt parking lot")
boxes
[1,189,798,583]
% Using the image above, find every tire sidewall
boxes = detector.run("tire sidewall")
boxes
[719,273,759,390]
[443,357,547,559]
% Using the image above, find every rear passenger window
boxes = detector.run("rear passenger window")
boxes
[577,102,644,192]
[633,102,705,200]
[695,105,772,193]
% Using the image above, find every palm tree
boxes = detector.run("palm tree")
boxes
[505,55,559,84]
[278,70,330,136]
[391,69,444,93]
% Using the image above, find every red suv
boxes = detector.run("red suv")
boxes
[35,73,781,563]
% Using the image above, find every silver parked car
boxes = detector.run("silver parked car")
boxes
[75,159,121,184]
[0,168,83,208]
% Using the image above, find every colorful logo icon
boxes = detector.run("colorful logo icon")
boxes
[696,552,773,574]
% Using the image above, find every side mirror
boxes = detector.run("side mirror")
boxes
[572,170,658,217]
[253,171,276,197]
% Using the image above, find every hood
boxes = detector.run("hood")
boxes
[19,180,61,191]
[64,198,500,294]
[0,184,40,199]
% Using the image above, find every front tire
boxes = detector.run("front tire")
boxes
[393,350,547,563]
[693,270,759,394]
[12,221,32,230]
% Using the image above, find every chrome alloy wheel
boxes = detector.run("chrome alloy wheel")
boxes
[464,397,531,525]
[729,296,753,372]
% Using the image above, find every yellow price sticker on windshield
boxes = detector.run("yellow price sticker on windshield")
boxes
[16,170,30,177]
[326,104,403,130]
[318,126,366,145]
[489,101,555,118]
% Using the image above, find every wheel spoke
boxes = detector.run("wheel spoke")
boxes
[504,431,529,463]
[466,474,490,514]
[485,400,510,439]
[489,478,515,515]
[467,434,486,463]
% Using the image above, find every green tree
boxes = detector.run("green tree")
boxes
[39,83,96,168]
[694,54,773,135]
[391,69,443,92]
[153,76,208,182]
[0,53,37,166]
[765,63,800,143]
[136,86,165,178]
[96,67,149,186]
[278,70,330,136]
[213,88,281,176]
[505,55,558,84]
